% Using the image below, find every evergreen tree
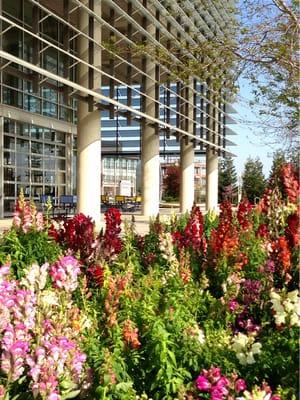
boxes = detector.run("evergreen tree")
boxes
[218,156,238,203]
[268,150,287,190]
[242,157,266,203]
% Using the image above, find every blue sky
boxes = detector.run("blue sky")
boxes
[231,78,281,178]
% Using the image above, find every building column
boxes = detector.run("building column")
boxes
[206,98,219,211]
[77,1,101,225]
[141,23,160,217]
[180,79,195,213]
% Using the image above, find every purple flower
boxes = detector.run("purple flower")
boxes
[235,378,247,392]
[195,375,211,391]
[229,299,239,312]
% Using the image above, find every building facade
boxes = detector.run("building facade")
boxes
[0,0,236,222]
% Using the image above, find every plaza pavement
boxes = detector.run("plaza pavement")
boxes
[0,204,208,236]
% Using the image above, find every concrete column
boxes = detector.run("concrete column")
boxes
[206,99,219,211]
[141,24,160,217]
[180,80,194,213]
[77,1,101,225]
[206,148,218,210]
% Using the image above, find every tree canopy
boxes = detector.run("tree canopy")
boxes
[218,156,238,203]
[242,157,266,203]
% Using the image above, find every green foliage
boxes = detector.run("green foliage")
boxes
[218,156,238,203]
[242,157,266,203]
[0,228,61,278]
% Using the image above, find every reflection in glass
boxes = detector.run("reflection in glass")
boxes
[16,168,30,182]
[44,144,55,155]
[31,170,43,183]
[4,200,15,213]
[4,151,15,165]
[3,87,23,108]
[4,136,15,150]
[44,129,55,141]
[4,168,15,181]
[16,153,30,167]
[31,155,42,168]
[44,158,55,170]
[57,159,66,170]
[17,139,29,152]
[31,141,43,154]
[4,183,15,197]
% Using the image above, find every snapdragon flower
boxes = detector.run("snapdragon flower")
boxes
[270,289,300,327]
[50,256,81,292]
[231,333,262,365]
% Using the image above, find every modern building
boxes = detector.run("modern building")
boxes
[0,0,236,223]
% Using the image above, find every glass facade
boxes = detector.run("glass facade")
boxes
[102,157,139,197]
[1,0,77,123]
[2,118,68,215]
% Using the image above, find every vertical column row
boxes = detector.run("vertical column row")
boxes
[206,95,219,211]
[77,0,102,225]
[180,78,195,213]
[141,2,160,217]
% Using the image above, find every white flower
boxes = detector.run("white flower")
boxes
[270,289,300,327]
[231,333,262,365]
[40,290,59,307]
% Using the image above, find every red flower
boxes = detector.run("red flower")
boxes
[88,264,105,287]
[281,164,300,204]
[237,198,253,231]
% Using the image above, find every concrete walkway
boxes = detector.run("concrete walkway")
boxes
[0,208,182,236]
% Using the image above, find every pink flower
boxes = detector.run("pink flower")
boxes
[229,299,239,312]
[50,256,81,292]
[0,385,6,399]
[235,378,247,392]
[208,367,222,383]
[195,375,211,391]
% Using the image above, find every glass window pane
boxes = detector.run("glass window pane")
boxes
[43,101,57,118]
[56,131,66,144]
[4,167,15,181]
[31,155,43,169]
[4,183,15,197]
[16,153,30,168]
[45,171,55,183]
[3,87,23,108]
[31,186,43,197]
[4,151,15,165]
[3,0,22,19]
[4,136,15,149]
[57,159,65,170]
[16,168,29,182]
[44,158,55,170]
[4,199,15,213]
[17,139,29,152]
[31,126,43,140]
[31,141,43,154]
[24,95,41,113]
[31,170,43,183]
[44,129,55,141]
[4,118,15,133]
[44,144,55,156]
[56,146,65,157]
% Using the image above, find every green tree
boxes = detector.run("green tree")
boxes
[268,150,287,189]
[237,0,299,149]
[218,156,238,203]
[242,157,266,203]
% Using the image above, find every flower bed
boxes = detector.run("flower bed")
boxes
[0,164,299,400]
